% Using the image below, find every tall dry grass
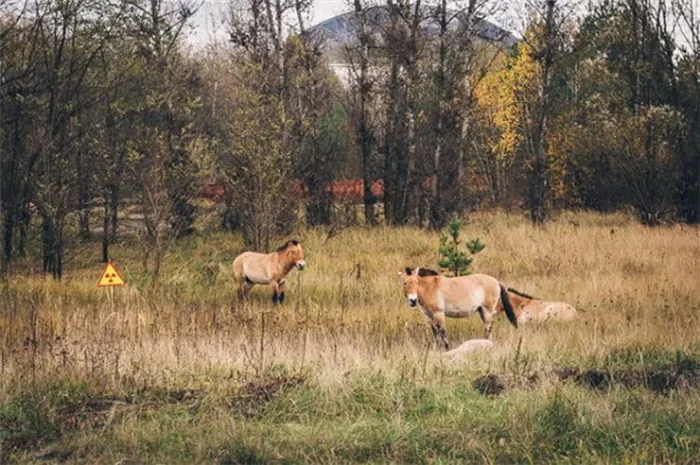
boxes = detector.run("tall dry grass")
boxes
[2,210,697,386]
[1,210,699,463]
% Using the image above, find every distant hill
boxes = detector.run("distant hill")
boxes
[308,6,518,64]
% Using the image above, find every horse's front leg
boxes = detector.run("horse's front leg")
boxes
[431,312,450,351]
[278,279,287,304]
[270,280,282,305]
[430,325,440,346]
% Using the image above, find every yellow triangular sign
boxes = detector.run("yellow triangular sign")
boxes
[98,262,126,287]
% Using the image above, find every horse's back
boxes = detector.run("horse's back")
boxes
[439,274,501,312]
[468,273,501,287]
[445,273,499,288]
[447,274,500,296]
[234,251,265,262]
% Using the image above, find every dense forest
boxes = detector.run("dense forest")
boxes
[1,0,698,279]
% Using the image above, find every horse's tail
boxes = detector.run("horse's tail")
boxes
[499,283,518,328]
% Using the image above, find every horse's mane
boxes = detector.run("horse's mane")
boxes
[417,267,440,277]
[276,239,300,252]
[404,267,440,276]
[507,287,537,300]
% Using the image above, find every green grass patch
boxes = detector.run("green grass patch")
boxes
[3,368,700,464]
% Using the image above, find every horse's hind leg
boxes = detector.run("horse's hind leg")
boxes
[237,280,245,300]
[239,277,253,301]
[477,307,494,340]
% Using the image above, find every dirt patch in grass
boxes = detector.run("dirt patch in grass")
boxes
[0,394,123,454]
[473,357,700,396]
[554,366,700,394]
[58,395,123,429]
[228,373,306,417]
[0,387,210,457]
[2,374,306,456]
[472,374,509,397]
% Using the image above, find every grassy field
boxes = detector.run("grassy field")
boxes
[1,210,699,464]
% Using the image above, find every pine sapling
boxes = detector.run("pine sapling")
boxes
[437,213,485,276]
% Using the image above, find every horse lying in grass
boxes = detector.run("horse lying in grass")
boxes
[497,288,578,323]
[233,240,306,304]
[399,267,518,350]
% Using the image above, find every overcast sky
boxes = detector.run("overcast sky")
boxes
[186,0,697,50]
[188,0,353,46]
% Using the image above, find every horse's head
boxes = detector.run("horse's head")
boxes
[399,267,420,307]
[279,239,306,270]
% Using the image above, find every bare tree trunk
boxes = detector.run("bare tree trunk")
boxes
[360,114,375,225]
[399,0,421,224]
[351,0,376,225]
[77,148,91,241]
[382,1,401,224]
[429,0,479,227]
[102,193,110,263]
[17,186,31,257]
[403,108,417,221]
[457,114,469,213]
[430,0,447,229]
[108,183,118,242]
[1,118,25,269]
[528,0,556,224]
[1,212,12,278]
[41,214,63,279]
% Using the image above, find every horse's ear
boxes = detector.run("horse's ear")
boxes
[404,267,413,276]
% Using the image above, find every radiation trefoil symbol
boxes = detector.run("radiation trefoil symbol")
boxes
[97,262,126,287]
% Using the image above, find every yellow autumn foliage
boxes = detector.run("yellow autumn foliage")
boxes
[475,40,539,164]
[476,30,575,203]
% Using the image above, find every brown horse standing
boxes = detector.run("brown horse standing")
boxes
[498,288,578,323]
[399,267,518,350]
[233,240,307,304]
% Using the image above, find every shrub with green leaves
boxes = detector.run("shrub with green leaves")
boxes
[437,213,485,276]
